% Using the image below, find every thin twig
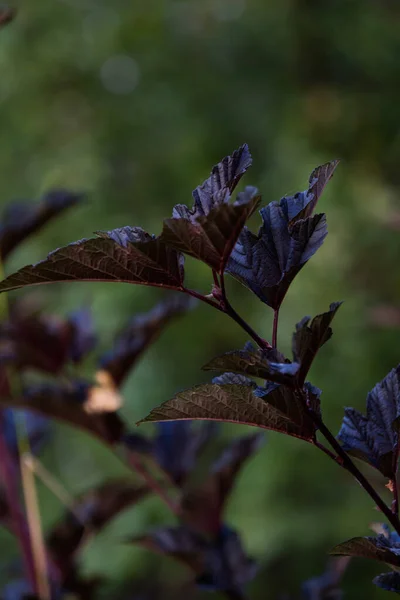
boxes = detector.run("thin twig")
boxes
[182,287,224,312]
[184,285,271,349]
[212,269,220,289]
[312,411,400,535]
[224,300,272,349]
[314,440,340,463]
[221,274,272,350]
[24,455,77,518]
[20,453,51,600]
[272,308,279,349]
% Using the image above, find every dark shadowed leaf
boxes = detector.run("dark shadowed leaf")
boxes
[161,193,261,273]
[3,381,126,445]
[227,162,337,309]
[293,302,342,385]
[0,227,185,294]
[196,526,257,598]
[154,420,216,486]
[0,190,83,261]
[302,557,350,600]
[0,302,74,374]
[203,346,297,385]
[47,479,148,578]
[337,365,400,478]
[0,298,96,373]
[68,307,97,363]
[99,295,193,387]
[131,524,256,598]
[330,535,400,567]
[132,526,205,573]
[373,571,400,594]
[138,382,318,442]
[181,433,264,535]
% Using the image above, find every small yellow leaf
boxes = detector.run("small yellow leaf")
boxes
[386,480,395,493]
[84,370,123,414]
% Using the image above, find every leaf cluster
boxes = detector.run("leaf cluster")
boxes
[1,146,400,597]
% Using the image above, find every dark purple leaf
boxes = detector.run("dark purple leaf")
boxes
[285,160,339,224]
[0,303,74,374]
[302,557,350,600]
[0,227,185,294]
[67,307,97,363]
[154,420,216,486]
[330,534,400,567]
[3,381,126,445]
[203,346,297,386]
[161,193,261,274]
[227,210,327,309]
[133,526,205,573]
[182,144,253,220]
[337,366,400,477]
[197,526,257,598]
[131,524,256,598]
[138,382,318,442]
[100,295,193,387]
[373,571,400,594]
[161,146,257,273]
[0,190,83,261]
[48,479,148,579]
[181,433,264,535]
[293,302,342,385]
[211,372,257,386]
[227,161,338,309]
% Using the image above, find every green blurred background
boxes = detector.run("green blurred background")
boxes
[1,0,400,597]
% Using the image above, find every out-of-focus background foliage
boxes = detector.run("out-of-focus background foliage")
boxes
[0,0,400,597]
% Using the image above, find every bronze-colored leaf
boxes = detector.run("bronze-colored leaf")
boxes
[138,383,317,442]
[161,194,260,274]
[0,227,185,294]
[331,535,400,567]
